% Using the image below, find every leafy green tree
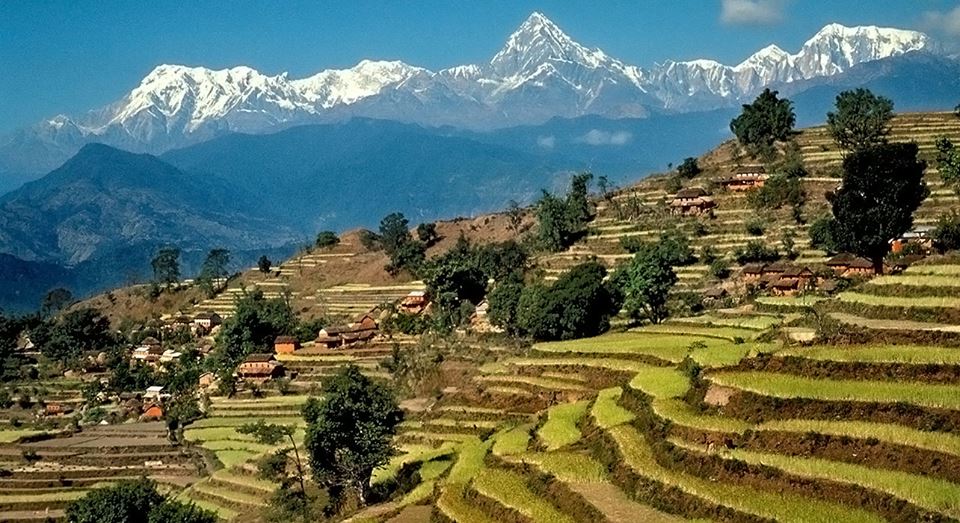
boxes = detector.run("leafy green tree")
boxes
[315,231,340,249]
[31,308,115,362]
[515,261,618,340]
[239,421,311,522]
[734,240,781,264]
[146,502,218,523]
[487,280,524,335]
[416,222,439,246]
[677,157,701,179]
[422,236,486,309]
[618,246,677,324]
[151,246,181,288]
[808,214,840,254]
[730,88,795,156]
[932,211,960,253]
[379,213,411,256]
[66,478,215,523]
[258,255,272,273]
[535,191,572,252]
[935,137,960,196]
[828,143,928,272]
[747,175,805,211]
[565,172,594,227]
[197,248,230,294]
[708,258,730,280]
[41,287,73,316]
[826,88,894,152]
[476,240,528,282]
[359,230,381,251]
[304,366,403,507]
[377,213,425,275]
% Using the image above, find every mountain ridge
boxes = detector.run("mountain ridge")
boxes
[0,13,939,182]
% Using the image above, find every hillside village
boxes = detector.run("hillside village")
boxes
[2,90,960,523]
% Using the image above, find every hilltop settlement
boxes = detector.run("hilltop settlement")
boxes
[2,87,960,523]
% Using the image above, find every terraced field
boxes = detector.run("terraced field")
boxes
[345,303,960,523]
[0,423,204,522]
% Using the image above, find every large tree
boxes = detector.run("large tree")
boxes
[213,290,296,369]
[304,366,403,507]
[826,88,894,152]
[66,478,215,523]
[828,142,928,272]
[151,246,181,287]
[197,248,230,294]
[935,137,960,196]
[41,287,73,316]
[514,261,619,340]
[617,245,678,324]
[730,88,795,155]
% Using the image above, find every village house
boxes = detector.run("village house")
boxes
[721,165,769,191]
[165,315,193,331]
[740,263,766,282]
[890,226,934,254]
[198,372,217,389]
[159,349,182,364]
[826,253,857,275]
[144,386,167,402]
[669,187,716,216]
[399,291,429,315]
[236,353,284,383]
[132,337,164,365]
[193,311,223,330]
[845,257,878,277]
[315,313,380,349]
[702,287,728,303]
[274,335,300,354]
[141,403,164,421]
[43,402,73,417]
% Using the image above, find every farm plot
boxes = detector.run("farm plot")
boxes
[838,292,960,309]
[538,401,589,450]
[775,344,960,365]
[671,438,960,519]
[708,371,960,410]
[534,332,732,362]
[607,425,884,523]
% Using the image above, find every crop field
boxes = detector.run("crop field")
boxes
[590,387,635,429]
[776,344,960,364]
[672,438,960,519]
[708,371,960,410]
[534,332,730,362]
[869,274,960,287]
[838,291,960,309]
[473,468,577,523]
[608,425,884,523]
[538,401,589,450]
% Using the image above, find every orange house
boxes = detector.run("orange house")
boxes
[236,353,284,382]
[142,404,164,421]
[274,335,300,354]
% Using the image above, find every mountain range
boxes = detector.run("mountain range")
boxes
[0,13,942,186]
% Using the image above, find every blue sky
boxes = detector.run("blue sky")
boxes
[2,0,959,134]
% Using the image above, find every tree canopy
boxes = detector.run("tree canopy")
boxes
[935,137,960,196]
[66,478,215,523]
[828,142,928,271]
[151,246,181,287]
[508,261,620,340]
[212,290,296,370]
[535,173,594,252]
[315,231,340,249]
[730,88,795,155]
[826,88,894,152]
[304,365,403,506]
[615,245,678,324]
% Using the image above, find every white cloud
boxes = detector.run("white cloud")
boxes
[920,5,960,42]
[720,0,787,26]
[576,129,632,146]
[537,135,556,148]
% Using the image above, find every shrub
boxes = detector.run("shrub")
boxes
[315,231,340,249]
[745,218,766,236]
[708,258,730,280]
[734,241,780,264]
[677,157,701,179]
[933,211,960,253]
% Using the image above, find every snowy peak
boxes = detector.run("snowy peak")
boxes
[490,12,612,76]
[292,59,427,107]
[796,23,932,76]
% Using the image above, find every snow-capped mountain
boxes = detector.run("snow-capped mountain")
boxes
[0,12,940,177]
